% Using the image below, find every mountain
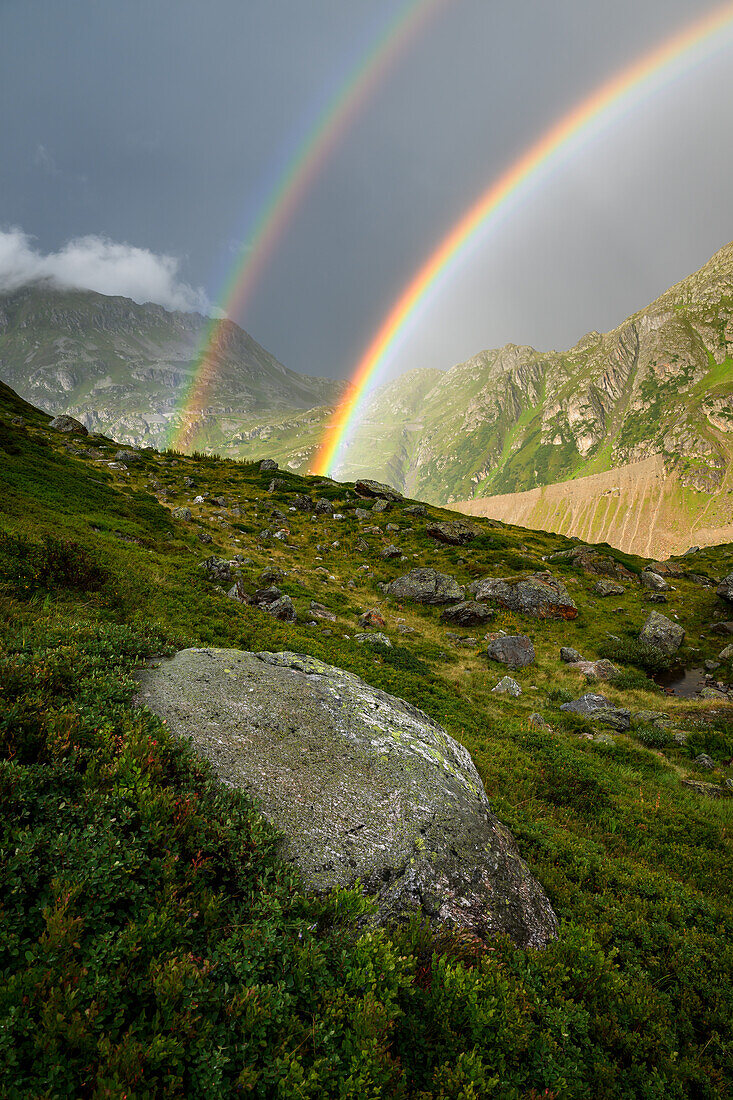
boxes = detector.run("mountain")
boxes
[0,283,347,451]
[330,242,733,556]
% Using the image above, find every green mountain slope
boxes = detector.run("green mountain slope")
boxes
[0,284,346,451]
[1,379,733,1094]
[335,241,733,505]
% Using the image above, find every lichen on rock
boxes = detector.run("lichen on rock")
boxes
[134,647,558,949]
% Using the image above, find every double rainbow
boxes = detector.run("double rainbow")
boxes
[312,1,733,476]
[168,0,447,451]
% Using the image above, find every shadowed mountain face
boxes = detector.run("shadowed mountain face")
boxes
[0,285,346,452]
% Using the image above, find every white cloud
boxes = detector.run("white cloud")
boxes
[0,227,210,313]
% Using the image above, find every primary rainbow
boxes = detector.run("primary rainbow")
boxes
[312,0,733,476]
[169,0,447,451]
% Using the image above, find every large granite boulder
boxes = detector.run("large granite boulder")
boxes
[426,520,481,546]
[639,611,685,655]
[355,479,403,502]
[486,635,535,669]
[135,648,558,948]
[382,568,463,605]
[468,572,577,620]
[49,414,88,435]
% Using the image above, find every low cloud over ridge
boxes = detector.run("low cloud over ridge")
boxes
[0,228,210,313]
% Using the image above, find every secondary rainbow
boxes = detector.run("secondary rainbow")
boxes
[169,0,447,451]
[312,1,733,476]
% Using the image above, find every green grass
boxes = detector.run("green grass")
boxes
[0,384,732,1097]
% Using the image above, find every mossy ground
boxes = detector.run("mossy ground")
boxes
[1,379,732,1097]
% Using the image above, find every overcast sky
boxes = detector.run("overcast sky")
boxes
[2,0,733,385]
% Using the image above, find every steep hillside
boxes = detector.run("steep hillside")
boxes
[333,242,733,551]
[1,378,732,1094]
[0,284,345,451]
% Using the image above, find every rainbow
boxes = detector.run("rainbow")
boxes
[169,0,447,451]
[312,0,733,476]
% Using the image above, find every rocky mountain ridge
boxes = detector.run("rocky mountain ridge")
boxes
[0,283,346,451]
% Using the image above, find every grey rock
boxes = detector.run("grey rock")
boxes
[354,508,370,520]
[440,601,496,628]
[354,632,392,648]
[681,779,726,798]
[631,710,672,729]
[426,520,481,546]
[252,588,297,622]
[259,566,285,586]
[710,621,733,635]
[640,570,670,592]
[719,644,733,659]
[49,414,88,435]
[717,573,733,602]
[383,568,463,605]
[315,498,334,515]
[380,544,402,560]
[646,593,668,604]
[486,635,535,670]
[566,659,619,681]
[639,611,685,655]
[199,555,236,585]
[699,686,728,700]
[292,494,314,512]
[403,504,427,516]
[115,448,142,465]
[197,531,213,544]
[135,648,558,947]
[593,579,625,597]
[673,731,689,745]
[359,608,387,628]
[372,499,391,514]
[560,647,583,663]
[171,506,192,521]
[560,693,631,731]
[309,601,336,622]
[695,753,715,770]
[354,479,403,502]
[468,572,577,620]
[397,624,415,634]
[492,676,522,697]
[528,713,552,731]
[259,458,278,472]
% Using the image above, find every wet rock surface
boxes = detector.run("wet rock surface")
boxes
[135,648,559,948]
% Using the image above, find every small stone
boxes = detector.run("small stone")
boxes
[197,531,213,544]
[492,676,522,697]
[380,544,401,559]
[560,647,583,663]
[354,632,392,648]
[259,458,278,472]
[172,506,192,521]
[640,570,670,592]
[372,499,391,514]
[354,478,403,502]
[528,713,552,731]
[695,753,715,770]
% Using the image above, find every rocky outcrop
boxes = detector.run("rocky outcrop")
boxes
[134,648,559,948]
[468,572,577,620]
[717,573,733,602]
[382,568,463,605]
[355,479,403,502]
[49,414,88,435]
[426,520,481,545]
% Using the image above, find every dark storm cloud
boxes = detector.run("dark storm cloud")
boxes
[0,0,731,381]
